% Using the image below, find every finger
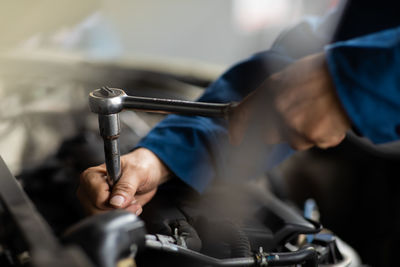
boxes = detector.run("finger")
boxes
[304,112,348,149]
[77,186,111,215]
[316,133,346,149]
[109,167,141,208]
[287,131,314,151]
[123,189,157,215]
[124,201,143,215]
[290,139,314,151]
[79,167,110,210]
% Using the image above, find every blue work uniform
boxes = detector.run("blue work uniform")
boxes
[137,0,400,192]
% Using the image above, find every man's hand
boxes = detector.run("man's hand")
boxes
[77,148,171,215]
[229,52,351,150]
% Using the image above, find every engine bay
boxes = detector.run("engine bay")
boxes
[0,154,359,267]
[1,56,400,267]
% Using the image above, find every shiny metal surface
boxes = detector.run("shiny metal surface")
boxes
[89,87,235,185]
[98,113,121,185]
[89,87,236,117]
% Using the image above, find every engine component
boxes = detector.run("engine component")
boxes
[144,233,318,267]
[0,156,93,267]
[63,210,146,267]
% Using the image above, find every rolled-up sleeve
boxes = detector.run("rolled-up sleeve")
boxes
[325,26,400,143]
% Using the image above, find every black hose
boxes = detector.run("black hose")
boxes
[145,239,255,266]
[265,246,318,267]
[146,237,318,267]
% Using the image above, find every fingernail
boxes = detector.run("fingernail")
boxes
[130,199,137,204]
[135,207,143,216]
[110,195,125,207]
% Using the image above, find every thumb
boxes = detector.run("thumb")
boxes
[109,172,140,208]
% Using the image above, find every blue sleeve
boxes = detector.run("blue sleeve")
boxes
[136,51,295,192]
[325,26,400,143]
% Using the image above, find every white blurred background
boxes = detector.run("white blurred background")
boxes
[0,0,335,65]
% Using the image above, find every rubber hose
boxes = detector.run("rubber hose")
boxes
[225,221,252,258]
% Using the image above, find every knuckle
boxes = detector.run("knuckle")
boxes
[330,134,345,146]
[114,181,136,196]
[329,139,341,147]
[317,142,331,150]
[289,134,313,151]
[305,131,320,143]
[317,136,343,150]
[317,135,345,149]
[303,125,322,142]
[80,167,96,180]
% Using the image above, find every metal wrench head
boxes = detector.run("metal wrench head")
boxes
[90,87,125,186]
[89,87,127,115]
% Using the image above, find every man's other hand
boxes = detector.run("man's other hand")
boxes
[229,52,351,150]
[77,148,171,215]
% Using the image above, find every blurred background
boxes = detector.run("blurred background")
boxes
[4,1,400,266]
[0,0,335,174]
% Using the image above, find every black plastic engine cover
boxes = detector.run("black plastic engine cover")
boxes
[141,178,319,260]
